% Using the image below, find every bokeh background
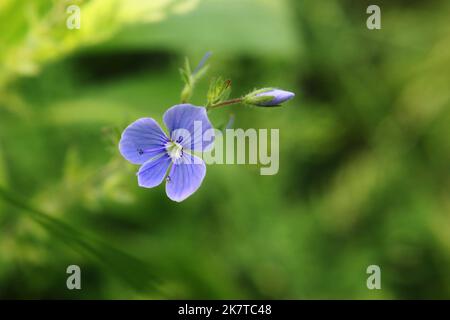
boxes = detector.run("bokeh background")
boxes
[0,0,449,299]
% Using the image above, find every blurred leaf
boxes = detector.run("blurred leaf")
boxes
[0,186,161,293]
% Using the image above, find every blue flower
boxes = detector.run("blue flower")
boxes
[244,88,295,107]
[119,104,214,202]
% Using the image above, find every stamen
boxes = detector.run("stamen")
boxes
[165,141,183,160]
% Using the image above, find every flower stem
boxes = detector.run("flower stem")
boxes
[207,98,243,111]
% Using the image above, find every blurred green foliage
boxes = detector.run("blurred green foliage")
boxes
[0,0,449,299]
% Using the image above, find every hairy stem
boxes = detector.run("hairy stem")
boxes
[207,98,243,111]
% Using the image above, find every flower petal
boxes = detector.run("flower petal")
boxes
[165,153,206,202]
[163,104,214,152]
[137,154,172,188]
[119,118,169,164]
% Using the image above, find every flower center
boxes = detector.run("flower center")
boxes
[165,140,183,160]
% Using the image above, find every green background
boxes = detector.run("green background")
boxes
[0,0,449,299]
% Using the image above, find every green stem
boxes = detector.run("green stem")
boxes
[207,98,243,111]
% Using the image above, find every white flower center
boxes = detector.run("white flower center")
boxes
[165,141,183,160]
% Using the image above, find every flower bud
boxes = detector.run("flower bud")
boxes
[244,88,295,107]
